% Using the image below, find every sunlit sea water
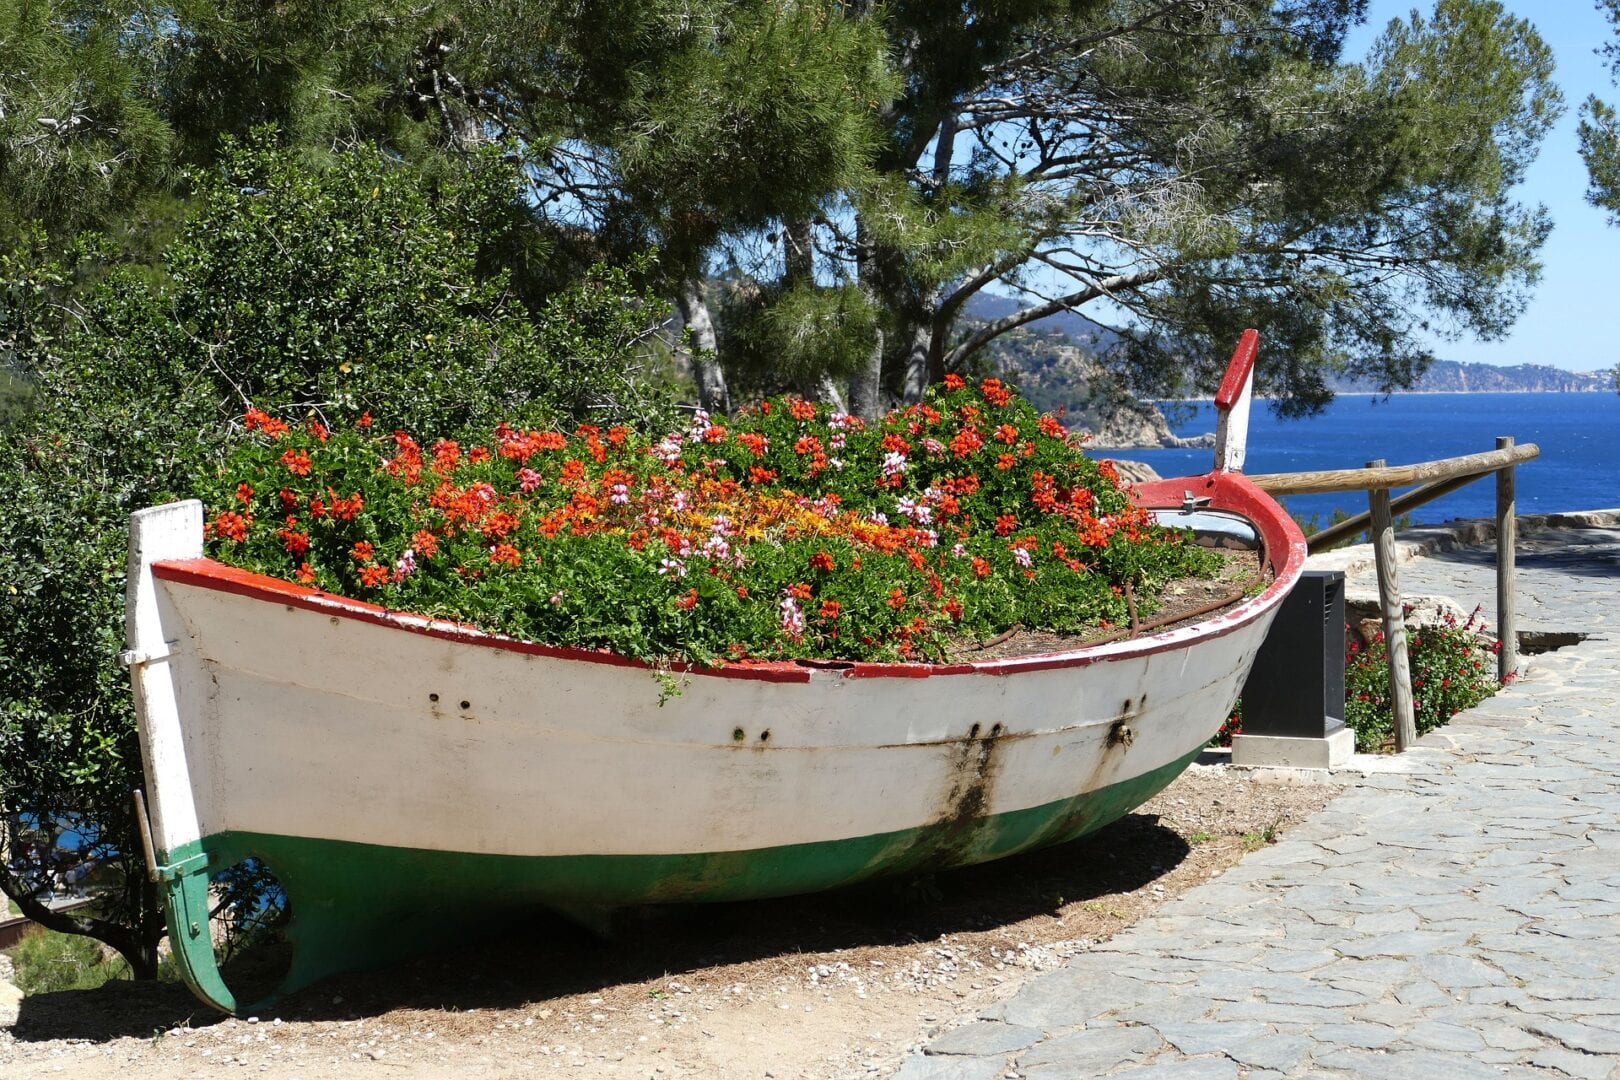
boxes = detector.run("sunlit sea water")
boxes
[1118,392,1620,526]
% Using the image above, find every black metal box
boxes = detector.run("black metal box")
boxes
[1239,569,1346,739]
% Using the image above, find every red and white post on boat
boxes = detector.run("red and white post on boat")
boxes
[1213,328,1259,474]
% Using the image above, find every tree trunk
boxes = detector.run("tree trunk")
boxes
[849,220,885,420]
[901,320,932,404]
[848,323,884,420]
[783,217,814,285]
[782,217,848,410]
[675,278,729,414]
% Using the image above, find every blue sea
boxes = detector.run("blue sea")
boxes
[1120,392,1620,527]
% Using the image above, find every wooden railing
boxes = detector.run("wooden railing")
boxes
[1243,440,1538,752]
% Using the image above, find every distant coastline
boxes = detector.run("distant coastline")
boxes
[1161,388,1614,402]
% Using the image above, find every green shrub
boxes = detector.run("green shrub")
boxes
[1344,607,1503,751]
[0,133,667,974]
[10,927,131,995]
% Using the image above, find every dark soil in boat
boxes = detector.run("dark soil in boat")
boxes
[0,764,1336,1080]
[945,548,1266,662]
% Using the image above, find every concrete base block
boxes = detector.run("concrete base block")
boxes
[1230,727,1355,770]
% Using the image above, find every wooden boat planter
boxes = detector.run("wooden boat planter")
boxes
[126,332,1304,1013]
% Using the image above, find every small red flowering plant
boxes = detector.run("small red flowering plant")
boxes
[1344,605,1504,751]
[198,380,1221,667]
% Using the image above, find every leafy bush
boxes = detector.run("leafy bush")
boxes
[0,134,666,974]
[10,927,131,995]
[1344,607,1504,751]
[198,377,1222,666]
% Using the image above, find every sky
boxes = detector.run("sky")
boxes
[1351,1,1618,372]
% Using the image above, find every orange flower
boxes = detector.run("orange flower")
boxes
[818,599,842,620]
[886,588,906,610]
[995,453,1016,471]
[489,543,522,567]
[244,407,289,437]
[359,564,389,587]
[235,482,254,506]
[980,378,1012,407]
[351,541,375,563]
[357,411,373,428]
[279,449,312,476]
[950,427,983,458]
[677,588,699,610]
[411,530,439,559]
[210,511,250,542]
[994,423,1019,445]
[943,373,966,391]
[789,398,817,421]
[431,439,462,473]
[1037,414,1066,439]
[294,562,316,585]
[809,551,835,572]
[787,582,813,601]
[994,513,1018,536]
[971,557,992,578]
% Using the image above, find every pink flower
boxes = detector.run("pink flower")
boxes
[518,468,542,493]
[391,548,418,583]
[779,594,806,638]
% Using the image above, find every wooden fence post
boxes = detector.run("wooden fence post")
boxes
[1496,436,1518,682]
[1367,460,1418,752]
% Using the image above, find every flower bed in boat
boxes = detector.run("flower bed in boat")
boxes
[197,379,1222,666]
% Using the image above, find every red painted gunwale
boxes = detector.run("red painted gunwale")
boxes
[152,469,1305,685]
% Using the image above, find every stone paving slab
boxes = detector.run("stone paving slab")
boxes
[887,518,1620,1079]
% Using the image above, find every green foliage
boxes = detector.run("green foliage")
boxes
[1344,608,1503,752]
[198,381,1220,666]
[10,926,131,995]
[0,137,665,974]
[0,368,31,425]
[719,280,881,391]
[1583,1,1620,223]
[0,1,174,244]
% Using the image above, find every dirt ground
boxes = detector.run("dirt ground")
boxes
[0,764,1337,1080]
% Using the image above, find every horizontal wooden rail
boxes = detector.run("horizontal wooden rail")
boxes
[1304,469,1484,554]
[1249,443,1539,496]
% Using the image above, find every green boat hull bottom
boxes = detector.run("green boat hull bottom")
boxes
[159,745,1203,1014]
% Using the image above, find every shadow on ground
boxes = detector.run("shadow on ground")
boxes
[1422,534,1620,581]
[10,811,1190,1040]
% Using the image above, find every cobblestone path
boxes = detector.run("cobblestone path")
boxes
[888,517,1620,1080]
